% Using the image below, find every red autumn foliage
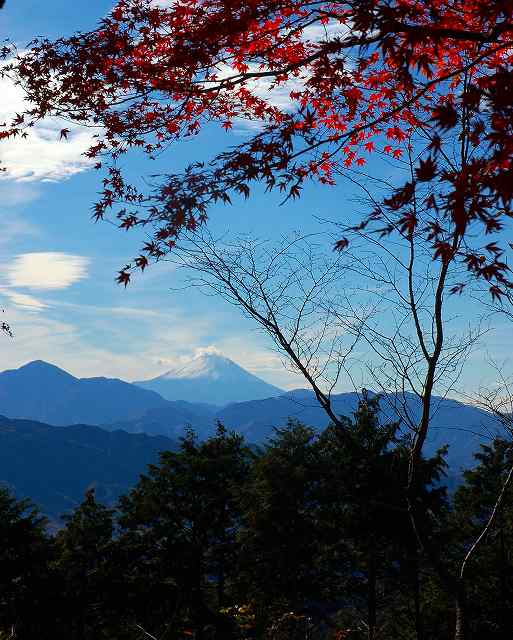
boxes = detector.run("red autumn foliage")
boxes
[2,0,513,296]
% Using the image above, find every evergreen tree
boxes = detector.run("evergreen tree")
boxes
[452,438,513,639]
[53,488,115,639]
[0,487,51,638]
[315,395,448,640]
[238,420,323,632]
[118,424,252,639]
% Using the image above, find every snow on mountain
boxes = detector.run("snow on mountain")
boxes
[134,352,284,405]
[159,353,235,380]
[0,360,504,476]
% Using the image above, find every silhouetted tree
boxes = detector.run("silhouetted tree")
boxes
[0,487,50,637]
[315,395,448,640]
[238,420,324,634]
[452,439,513,639]
[118,424,252,639]
[54,488,115,639]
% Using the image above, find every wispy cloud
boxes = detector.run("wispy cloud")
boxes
[0,216,39,247]
[0,181,41,206]
[0,300,214,381]
[0,288,48,311]
[0,73,96,182]
[0,292,316,388]
[7,252,90,290]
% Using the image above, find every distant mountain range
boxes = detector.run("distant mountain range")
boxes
[0,415,176,523]
[108,388,500,472]
[0,356,281,427]
[134,352,284,404]
[0,360,169,426]
[0,359,503,479]
[105,401,216,438]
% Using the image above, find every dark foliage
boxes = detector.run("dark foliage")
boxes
[0,402,511,639]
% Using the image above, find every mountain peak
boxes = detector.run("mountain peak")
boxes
[161,352,241,381]
[136,352,284,405]
[0,360,169,426]
[13,360,77,380]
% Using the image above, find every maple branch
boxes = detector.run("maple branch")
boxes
[193,32,383,93]
[386,18,513,43]
[285,39,513,166]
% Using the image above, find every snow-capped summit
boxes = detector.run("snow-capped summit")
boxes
[134,351,284,406]
[160,352,236,380]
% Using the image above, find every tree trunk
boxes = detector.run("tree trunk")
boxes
[412,550,423,640]
[498,521,508,637]
[454,585,468,640]
[367,547,377,640]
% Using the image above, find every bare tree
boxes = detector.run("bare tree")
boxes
[448,366,513,639]
[172,232,366,428]
[165,90,509,635]
[169,221,497,639]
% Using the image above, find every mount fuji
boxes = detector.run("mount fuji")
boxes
[134,352,284,405]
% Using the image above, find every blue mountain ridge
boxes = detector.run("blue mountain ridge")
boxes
[106,388,500,473]
[0,360,503,477]
[0,360,170,425]
[0,414,177,524]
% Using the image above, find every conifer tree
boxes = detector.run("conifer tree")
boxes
[238,420,322,632]
[54,488,115,639]
[118,424,252,639]
[315,395,448,640]
[452,439,513,639]
[0,487,50,638]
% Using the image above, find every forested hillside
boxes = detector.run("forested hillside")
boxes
[3,0,513,638]
[2,400,512,639]
[0,416,176,522]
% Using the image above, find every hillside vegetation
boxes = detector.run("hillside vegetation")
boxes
[2,400,512,640]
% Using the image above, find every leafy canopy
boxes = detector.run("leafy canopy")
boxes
[3,0,513,297]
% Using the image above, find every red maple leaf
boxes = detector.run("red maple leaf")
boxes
[5,0,513,298]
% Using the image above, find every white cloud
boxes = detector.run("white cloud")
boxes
[7,252,89,290]
[0,288,48,311]
[155,345,225,368]
[302,21,350,44]
[241,65,307,113]
[193,344,223,358]
[0,73,96,182]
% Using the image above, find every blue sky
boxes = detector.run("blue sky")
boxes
[0,0,337,387]
[0,0,510,394]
